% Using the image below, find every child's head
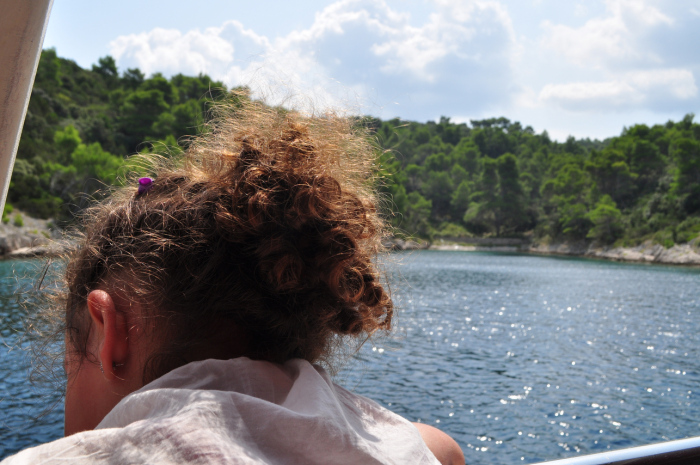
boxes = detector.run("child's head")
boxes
[60,96,393,432]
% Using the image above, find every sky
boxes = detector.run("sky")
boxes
[43,0,700,141]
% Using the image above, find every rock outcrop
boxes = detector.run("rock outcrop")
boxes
[382,237,430,251]
[529,239,700,265]
[0,211,67,258]
[408,235,700,266]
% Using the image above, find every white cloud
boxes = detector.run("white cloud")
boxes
[535,0,699,115]
[105,0,698,133]
[540,69,697,112]
[109,0,519,120]
[110,21,269,78]
[632,69,697,100]
[541,0,673,70]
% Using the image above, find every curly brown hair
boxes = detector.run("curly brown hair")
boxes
[63,96,393,383]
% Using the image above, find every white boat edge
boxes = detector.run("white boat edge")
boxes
[0,0,54,214]
[534,435,700,464]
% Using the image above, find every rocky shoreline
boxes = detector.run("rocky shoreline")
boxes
[528,239,700,266]
[0,210,69,259]
[385,236,700,266]
[4,216,699,266]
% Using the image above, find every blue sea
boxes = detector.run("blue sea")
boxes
[2,251,700,464]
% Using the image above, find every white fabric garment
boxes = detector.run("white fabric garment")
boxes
[2,358,440,464]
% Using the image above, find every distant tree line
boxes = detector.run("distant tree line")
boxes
[10,50,700,247]
[11,49,230,219]
[372,113,700,247]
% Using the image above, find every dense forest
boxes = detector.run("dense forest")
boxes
[11,49,229,220]
[10,49,700,247]
[374,112,700,247]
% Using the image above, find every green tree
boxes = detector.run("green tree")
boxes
[171,99,204,139]
[424,152,451,171]
[472,127,513,158]
[450,180,472,217]
[71,141,124,185]
[587,148,637,207]
[151,112,177,140]
[92,56,119,88]
[672,138,700,194]
[587,195,623,243]
[630,139,664,195]
[560,202,591,239]
[671,138,700,215]
[404,192,432,237]
[142,73,179,105]
[171,73,226,102]
[390,185,409,224]
[450,140,480,177]
[421,171,453,219]
[449,164,469,186]
[540,162,592,238]
[404,164,424,192]
[464,158,498,234]
[495,153,527,234]
[119,89,170,151]
[122,68,145,90]
[35,48,62,90]
[54,125,82,164]
[8,158,66,218]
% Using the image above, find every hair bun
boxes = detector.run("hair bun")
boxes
[65,94,393,381]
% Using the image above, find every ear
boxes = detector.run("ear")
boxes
[86,289,129,381]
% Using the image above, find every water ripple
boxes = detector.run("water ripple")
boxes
[340,251,700,464]
[2,252,700,464]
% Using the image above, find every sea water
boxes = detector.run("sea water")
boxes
[1,251,700,464]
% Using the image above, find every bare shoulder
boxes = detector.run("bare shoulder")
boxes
[413,422,466,465]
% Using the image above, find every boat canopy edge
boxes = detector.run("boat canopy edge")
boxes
[0,0,54,214]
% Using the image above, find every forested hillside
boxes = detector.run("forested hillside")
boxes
[374,113,700,247]
[11,49,229,220]
[11,50,700,247]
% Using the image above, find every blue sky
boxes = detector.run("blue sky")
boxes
[44,0,700,141]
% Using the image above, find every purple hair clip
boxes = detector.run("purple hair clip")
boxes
[137,177,154,195]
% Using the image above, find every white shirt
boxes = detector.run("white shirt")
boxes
[2,358,440,464]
